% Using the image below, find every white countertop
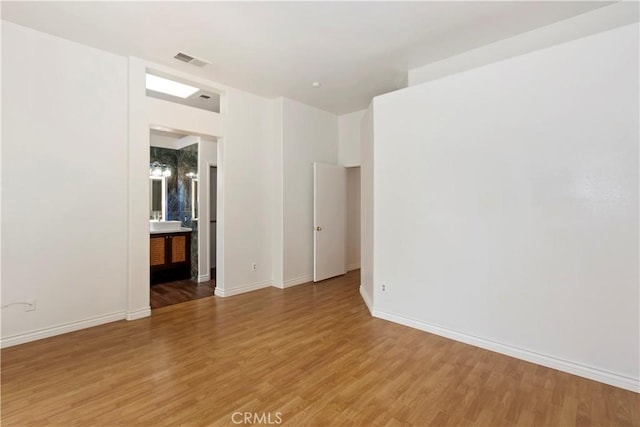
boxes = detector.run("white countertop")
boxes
[149,227,192,235]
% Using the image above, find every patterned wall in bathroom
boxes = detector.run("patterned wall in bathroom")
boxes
[178,143,199,279]
[150,144,199,279]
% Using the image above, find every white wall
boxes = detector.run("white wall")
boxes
[216,89,275,295]
[149,131,181,149]
[346,168,361,271]
[372,24,639,391]
[147,97,224,138]
[338,109,365,167]
[408,2,639,87]
[127,57,151,321]
[1,22,129,345]
[359,105,374,311]
[282,98,339,286]
[149,132,202,150]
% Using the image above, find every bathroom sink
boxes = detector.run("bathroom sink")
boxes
[149,220,182,232]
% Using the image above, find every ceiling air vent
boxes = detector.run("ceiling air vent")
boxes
[199,94,211,99]
[173,52,210,68]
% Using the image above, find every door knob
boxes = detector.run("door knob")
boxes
[315,226,322,231]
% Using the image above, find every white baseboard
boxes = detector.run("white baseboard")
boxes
[272,274,313,289]
[215,280,272,297]
[372,309,639,393]
[0,311,127,349]
[359,286,373,314]
[347,263,361,272]
[126,307,151,321]
[274,272,363,289]
[284,274,313,287]
[197,274,211,283]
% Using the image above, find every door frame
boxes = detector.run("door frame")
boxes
[127,57,226,320]
[205,161,221,286]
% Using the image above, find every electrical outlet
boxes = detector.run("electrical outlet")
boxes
[251,263,257,271]
[382,284,386,292]
[25,299,36,311]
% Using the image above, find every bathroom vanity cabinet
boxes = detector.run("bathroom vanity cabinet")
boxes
[150,231,191,284]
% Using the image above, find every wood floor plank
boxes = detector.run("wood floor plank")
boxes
[2,270,638,426]
[150,278,215,309]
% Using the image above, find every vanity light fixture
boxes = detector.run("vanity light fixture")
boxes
[146,74,199,99]
[150,161,172,177]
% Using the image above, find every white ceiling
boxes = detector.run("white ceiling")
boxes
[1,1,611,114]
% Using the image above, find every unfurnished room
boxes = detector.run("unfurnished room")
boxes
[1,1,639,426]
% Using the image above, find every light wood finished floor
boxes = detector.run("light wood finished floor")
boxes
[2,270,638,426]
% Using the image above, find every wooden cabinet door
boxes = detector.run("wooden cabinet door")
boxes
[170,235,187,264]
[150,236,166,266]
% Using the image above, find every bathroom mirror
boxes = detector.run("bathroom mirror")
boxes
[150,176,167,220]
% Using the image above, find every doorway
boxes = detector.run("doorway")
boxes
[312,164,361,282]
[148,129,216,309]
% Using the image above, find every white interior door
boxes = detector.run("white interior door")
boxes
[314,162,347,282]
